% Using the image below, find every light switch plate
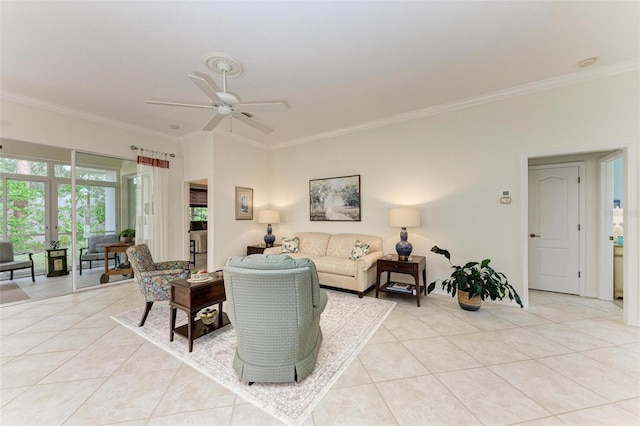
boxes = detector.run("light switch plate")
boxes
[500,197,512,204]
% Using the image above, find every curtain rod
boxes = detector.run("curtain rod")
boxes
[130,145,175,158]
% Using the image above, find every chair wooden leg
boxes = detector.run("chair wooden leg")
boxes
[31,266,35,282]
[139,301,154,327]
[10,271,13,280]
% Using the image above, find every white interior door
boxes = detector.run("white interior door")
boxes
[528,165,580,294]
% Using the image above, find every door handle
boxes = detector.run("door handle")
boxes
[529,233,541,238]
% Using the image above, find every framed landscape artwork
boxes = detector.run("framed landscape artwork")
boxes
[235,187,253,220]
[309,175,361,221]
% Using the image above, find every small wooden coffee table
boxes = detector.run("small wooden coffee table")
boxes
[169,274,230,352]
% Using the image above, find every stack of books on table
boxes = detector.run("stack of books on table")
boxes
[386,282,415,294]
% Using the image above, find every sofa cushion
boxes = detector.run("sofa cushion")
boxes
[349,240,370,260]
[326,233,383,258]
[313,256,356,277]
[293,232,332,256]
[281,237,300,253]
[280,253,322,261]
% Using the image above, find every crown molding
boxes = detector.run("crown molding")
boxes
[273,59,640,150]
[0,91,180,142]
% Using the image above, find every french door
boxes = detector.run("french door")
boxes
[2,177,49,276]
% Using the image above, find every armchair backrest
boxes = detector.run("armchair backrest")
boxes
[0,242,14,262]
[225,254,323,310]
[126,244,156,273]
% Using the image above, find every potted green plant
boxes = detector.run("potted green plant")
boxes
[119,228,136,243]
[427,246,523,311]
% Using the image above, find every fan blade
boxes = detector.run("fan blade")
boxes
[233,101,288,112]
[202,114,225,131]
[233,113,274,134]
[188,72,223,104]
[146,99,215,110]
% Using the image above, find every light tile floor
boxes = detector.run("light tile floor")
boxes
[1,283,638,425]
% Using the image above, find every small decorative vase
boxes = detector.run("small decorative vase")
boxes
[457,289,481,311]
[264,224,275,247]
[395,227,412,260]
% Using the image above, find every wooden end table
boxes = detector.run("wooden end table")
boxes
[247,244,281,255]
[375,255,427,307]
[169,274,230,352]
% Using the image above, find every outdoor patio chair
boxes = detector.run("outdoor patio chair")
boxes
[78,234,120,275]
[0,241,35,282]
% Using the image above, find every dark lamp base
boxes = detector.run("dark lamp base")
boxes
[397,255,409,261]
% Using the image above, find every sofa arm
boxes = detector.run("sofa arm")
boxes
[356,251,384,271]
[263,246,281,255]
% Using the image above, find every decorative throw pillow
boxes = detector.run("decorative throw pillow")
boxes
[349,240,370,260]
[281,237,300,253]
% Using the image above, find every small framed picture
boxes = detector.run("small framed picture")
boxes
[235,187,253,220]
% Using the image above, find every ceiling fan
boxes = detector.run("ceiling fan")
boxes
[146,56,287,134]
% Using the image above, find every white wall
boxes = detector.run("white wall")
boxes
[269,71,640,318]
[210,134,271,270]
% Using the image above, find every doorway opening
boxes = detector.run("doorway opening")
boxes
[524,146,638,325]
[187,179,208,272]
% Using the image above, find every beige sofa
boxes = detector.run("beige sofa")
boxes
[263,232,384,297]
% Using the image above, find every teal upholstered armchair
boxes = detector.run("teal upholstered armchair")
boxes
[126,244,190,326]
[223,254,327,383]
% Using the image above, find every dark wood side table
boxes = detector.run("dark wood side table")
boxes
[375,255,427,307]
[247,244,281,255]
[169,275,230,352]
[46,248,69,277]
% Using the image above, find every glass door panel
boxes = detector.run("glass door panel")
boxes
[5,178,47,276]
[74,152,136,290]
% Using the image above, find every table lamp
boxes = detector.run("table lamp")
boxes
[258,209,280,247]
[388,207,421,260]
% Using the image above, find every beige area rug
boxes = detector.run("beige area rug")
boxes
[112,290,395,425]
[0,282,30,304]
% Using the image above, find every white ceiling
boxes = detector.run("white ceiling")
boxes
[1,1,639,148]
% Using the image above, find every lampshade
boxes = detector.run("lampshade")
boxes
[258,210,280,224]
[388,207,421,227]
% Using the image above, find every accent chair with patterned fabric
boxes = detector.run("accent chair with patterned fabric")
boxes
[223,254,327,384]
[126,244,191,326]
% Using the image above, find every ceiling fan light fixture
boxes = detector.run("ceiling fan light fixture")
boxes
[218,105,233,116]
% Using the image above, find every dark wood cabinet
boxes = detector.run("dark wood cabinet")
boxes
[247,244,281,255]
[46,248,69,277]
